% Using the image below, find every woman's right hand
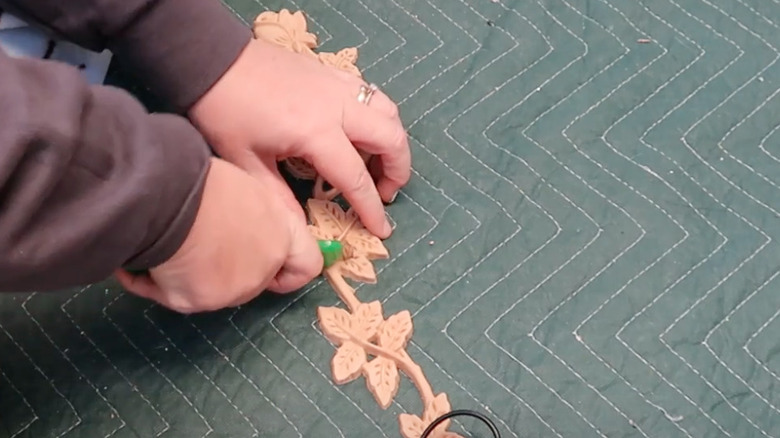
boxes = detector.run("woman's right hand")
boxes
[114,157,323,313]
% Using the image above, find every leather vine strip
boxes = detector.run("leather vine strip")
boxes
[251,10,470,437]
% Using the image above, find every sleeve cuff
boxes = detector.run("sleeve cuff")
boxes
[109,0,251,113]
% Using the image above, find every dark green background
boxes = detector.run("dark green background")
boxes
[2,0,780,437]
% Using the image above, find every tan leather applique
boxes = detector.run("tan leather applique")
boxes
[253,10,462,438]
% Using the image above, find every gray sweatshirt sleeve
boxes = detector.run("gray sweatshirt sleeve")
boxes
[0,0,252,112]
[0,0,252,291]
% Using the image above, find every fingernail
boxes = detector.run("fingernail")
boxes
[388,191,398,203]
[383,219,392,236]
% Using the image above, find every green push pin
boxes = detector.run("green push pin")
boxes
[318,239,344,268]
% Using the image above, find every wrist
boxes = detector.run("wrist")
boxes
[187,38,272,154]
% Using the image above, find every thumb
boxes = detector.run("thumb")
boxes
[267,211,323,293]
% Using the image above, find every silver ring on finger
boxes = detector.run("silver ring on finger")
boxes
[357,83,378,105]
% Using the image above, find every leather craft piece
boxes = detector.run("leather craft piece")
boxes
[253,9,362,78]
[305,198,460,438]
[253,10,461,437]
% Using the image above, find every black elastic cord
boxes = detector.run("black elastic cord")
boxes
[420,409,501,438]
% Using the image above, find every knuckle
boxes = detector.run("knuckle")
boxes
[300,266,320,284]
[307,260,322,278]
[376,91,399,118]
[388,125,408,150]
[396,168,412,186]
[350,167,373,195]
[386,101,400,118]
[267,248,288,272]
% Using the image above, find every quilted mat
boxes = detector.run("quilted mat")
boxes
[2,0,780,437]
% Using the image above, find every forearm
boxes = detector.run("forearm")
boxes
[0,49,210,292]
[0,0,251,112]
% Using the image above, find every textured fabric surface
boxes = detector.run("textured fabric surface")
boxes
[2,0,780,437]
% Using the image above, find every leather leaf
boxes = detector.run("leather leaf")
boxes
[362,357,400,409]
[317,306,352,344]
[254,9,317,51]
[308,224,332,241]
[352,301,384,341]
[331,341,365,384]
[307,199,348,237]
[398,413,425,438]
[252,22,295,48]
[419,393,452,434]
[338,257,377,284]
[336,206,387,259]
[425,393,452,422]
[337,47,358,63]
[344,227,389,259]
[378,310,414,352]
[318,48,362,78]
[277,9,307,31]
[284,157,317,180]
[398,408,460,438]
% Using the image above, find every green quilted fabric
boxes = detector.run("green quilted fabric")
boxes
[1,0,779,437]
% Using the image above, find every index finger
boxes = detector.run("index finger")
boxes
[305,131,392,239]
[343,94,411,203]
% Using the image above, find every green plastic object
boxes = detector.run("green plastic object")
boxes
[318,240,344,268]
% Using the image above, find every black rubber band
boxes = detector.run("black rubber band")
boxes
[420,409,501,438]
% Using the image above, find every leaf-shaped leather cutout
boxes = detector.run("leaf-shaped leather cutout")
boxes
[317,49,362,77]
[279,9,317,48]
[341,242,356,260]
[344,227,389,259]
[308,224,332,241]
[398,413,425,438]
[307,199,347,237]
[339,62,362,78]
[425,393,452,422]
[254,10,280,23]
[362,356,399,409]
[253,9,459,438]
[277,9,303,30]
[253,22,296,49]
[420,392,452,432]
[254,9,317,51]
[352,301,384,341]
[338,47,358,63]
[378,310,413,352]
[338,257,377,284]
[284,157,316,179]
[331,341,365,384]
[317,306,352,344]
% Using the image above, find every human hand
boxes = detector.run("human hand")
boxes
[114,158,323,313]
[188,38,411,239]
